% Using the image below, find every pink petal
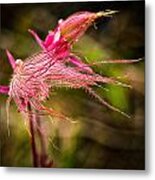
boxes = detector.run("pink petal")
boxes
[28,29,45,50]
[0,85,9,95]
[68,55,93,74]
[43,27,63,51]
[44,31,54,47]
[6,49,16,69]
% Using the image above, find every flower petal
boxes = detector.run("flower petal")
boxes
[0,85,9,95]
[28,29,45,50]
[6,49,16,69]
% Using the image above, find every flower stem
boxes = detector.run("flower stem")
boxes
[35,113,46,164]
[35,112,53,167]
[27,102,38,167]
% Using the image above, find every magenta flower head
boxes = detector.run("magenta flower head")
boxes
[0,10,140,122]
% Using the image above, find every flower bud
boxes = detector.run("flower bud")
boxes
[58,10,118,43]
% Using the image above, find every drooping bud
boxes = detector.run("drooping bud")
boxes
[58,10,118,43]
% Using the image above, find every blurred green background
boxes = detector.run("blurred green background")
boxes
[0,1,144,169]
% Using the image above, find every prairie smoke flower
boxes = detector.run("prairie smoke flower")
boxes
[0,10,139,120]
[0,10,142,167]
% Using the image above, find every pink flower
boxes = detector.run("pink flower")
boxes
[0,10,139,119]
